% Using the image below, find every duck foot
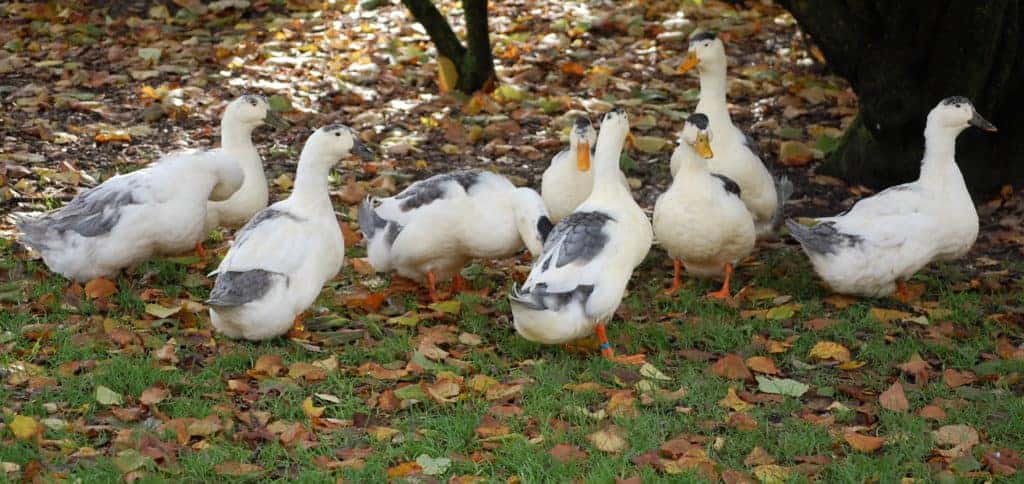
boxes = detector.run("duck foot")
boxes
[894,280,911,302]
[426,271,440,302]
[194,241,207,258]
[452,273,467,293]
[594,323,645,365]
[664,258,683,296]
[705,263,734,300]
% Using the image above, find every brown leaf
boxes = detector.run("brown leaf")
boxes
[710,354,752,380]
[870,307,913,323]
[745,356,780,375]
[897,354,932,383]
[660,437,697,458]
[843,431,886,453]
[984,448,1024,476]
[933,424,979,458]
[822,294,857,309]
[878,381,909,412]
[474,415,509,439]
[560,62,586,76]
[722,469,758,484]
[84,277,117,299]
[918,405,947,421]
[943,369,976,388]
[727,413,758,431]
[803,318,839,331]
[214,462,261,476]
[358,362,408,380]
[744,446,776,466]
[549,444,587,463]
[251,355,283,377]
[606,390,639,418]
[139,386,168,406]
[386,461,422,479]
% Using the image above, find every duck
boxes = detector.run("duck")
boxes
[359,169,551,301]
[17,150,244,283]
[786,97,996,298]
[541,116,597,223]
[202,94,286,236]
[207,124,374,340]
[677,31,792,238]
[654,113,755,298]
[510,108,653,362]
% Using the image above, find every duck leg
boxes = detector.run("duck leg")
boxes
[706,263,734,300]
[894,279,910,301]
[595,322,646,365]
[426,271,440,302]
[452,273,467,293]
[664,258,683,296]
[194,241,207,258]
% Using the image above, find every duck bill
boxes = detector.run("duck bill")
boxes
[625,132,636,149]
[576,142,591,171]
[264,111,290,130]
[694,133,714,159]
[969,110,997,132]
[677,52,699,74]
[352,138,375,160]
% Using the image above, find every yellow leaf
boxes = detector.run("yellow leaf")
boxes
[808,341,851,362]
[302,397,325,419]
[10,415,39,440]
[870,307,914,324]
[437,56,458,93]
[838,360,866,370]
[84,277,117,299]
[586,425,627,453]
[368,426,400,442]
[753,464,792,484]
[468,374,498,393]
[718,387,751,412]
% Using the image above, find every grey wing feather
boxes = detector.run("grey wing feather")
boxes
[541,211,613,270]
[358,197,404,246]
[394,169,481,211]
[510,282,595,312]
[18,182,140,249]
[770,176,795,231]
[206,269,282,307]
[233,208,300,248]
[785,219,862,255]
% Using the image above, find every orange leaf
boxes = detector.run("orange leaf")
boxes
[943,369,976,388]
[843,431,885,453]
[710,354,752,380]
[745,356,780,375]
[918,405,947,421]
[387,461,422,478]
[84,277,117,299]
[878,381,909,412]
[560,62,586,76]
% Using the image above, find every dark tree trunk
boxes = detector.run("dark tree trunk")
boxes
[776,0,1024,196]
[401,0,496,93]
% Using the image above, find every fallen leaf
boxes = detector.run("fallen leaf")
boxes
[415,454,451,476]
[95,385,123,406]
[756,376,809,397]
[933,424,979,458]
[752,464,792,484]
[808,341,851,362]
[719,387,752,411]
[144,303,180,319]
[10,415,39,440]
[587,425,628,453]
[214,462,262,476]
[943,369,976,388]
[388,461,422,478]
[710,354,752,380]
[744,446,776,466]
[139,386,168,406]
[778,141,818,166]
[745,356,780,375]
[878,381,909,412]
[843,431,886,453]
[918,405,947,421]
[84,278,117,298]
[639,362,672,381]
[302,397,325,418]
[549,443,587,463]
[897,354,932,383]
[870,307,913,324]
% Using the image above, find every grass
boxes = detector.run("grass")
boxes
[1,237,1022,483]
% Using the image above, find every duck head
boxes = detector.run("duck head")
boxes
[569,116,597,172]
[307,124,375,164]
[929,96,997,134]
[223,94,288,130]
[680,113,714,160]
[678,31,726,75]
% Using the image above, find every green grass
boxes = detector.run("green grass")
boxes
[1,238,1022,483]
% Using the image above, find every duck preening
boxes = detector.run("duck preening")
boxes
[786,97,996,298]
[359,169,551,302]
[541,116,597,224]
[678,31,792,238]
[654,113,755,299]
[510,108,653,363]
[15,93,291,282]
[207,124,373,341]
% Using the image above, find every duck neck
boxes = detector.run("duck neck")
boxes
[291,149,335,209]
[221,119,257,153]
[918,125,965,192]
[697,64,730,123]
[590,145,629,201]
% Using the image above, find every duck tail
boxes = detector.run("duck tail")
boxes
[785,219,858,256]
[509,282,545,311]
[15,215,51,251]
[357,197,384,240]
[770,176,795,232]
[358,196,402,271]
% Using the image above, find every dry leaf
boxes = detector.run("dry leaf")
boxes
[84,277,117,298]
[710,354,752,380]
[843,431,885,453]
[587,425,628,453]
[942,369,976,388]
[878,381,909,412]
[745,356,780,375]
[808,341,851,362]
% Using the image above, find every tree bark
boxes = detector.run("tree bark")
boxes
[401,0,496,93]
[776,0,1024,195]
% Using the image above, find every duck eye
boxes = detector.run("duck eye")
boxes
[335,132,340,137]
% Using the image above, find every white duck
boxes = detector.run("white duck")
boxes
[786,97,996,298]
[654,113,755,298]
[202,95,285,235]
[359,169,551,301]
[677,32,791,238]
[541,116,597,223]
[510,108,653,362]
[207,124,374,340]
[17,151,243,282]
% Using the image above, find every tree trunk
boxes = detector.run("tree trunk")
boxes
[776,0,1024,196]
[401,0,496,93]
